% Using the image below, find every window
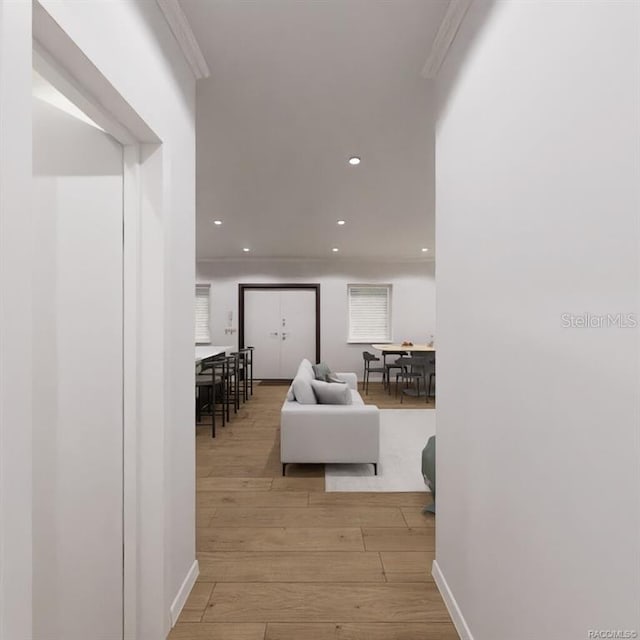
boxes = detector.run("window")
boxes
[347,284,392,343]
[195,284,211,344]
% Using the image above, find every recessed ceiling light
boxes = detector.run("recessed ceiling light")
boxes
[213,220,223,225]
[348,156,361,166]
[337,220,346,225]
[421,248,429,252]
[243,247,250,252]
[332,247,339,253]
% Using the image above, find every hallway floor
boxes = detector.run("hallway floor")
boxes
[169,382,456,640]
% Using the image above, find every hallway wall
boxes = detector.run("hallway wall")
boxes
[1,2,198,638]
[435,2,640,638]
[35,1,198,635]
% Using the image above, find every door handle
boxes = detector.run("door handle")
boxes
[270,332,279,337]
[282,332,288,341]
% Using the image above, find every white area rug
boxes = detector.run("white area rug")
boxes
[325,409,435,492]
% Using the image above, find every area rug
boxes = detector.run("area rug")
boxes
[325,409,435,492]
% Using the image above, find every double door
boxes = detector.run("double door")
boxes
[244,289,317,379]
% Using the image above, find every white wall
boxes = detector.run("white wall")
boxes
[35,2,197,636]
[435,2,640,639]
[197,259,435,378]
[32,96,124,640]
[1,2,197,638]
[0,2,33,639]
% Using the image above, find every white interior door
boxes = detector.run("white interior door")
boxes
[244,288,317,378]
[279,290,317,378]
[244,290,283,379]
[32,76,124,640]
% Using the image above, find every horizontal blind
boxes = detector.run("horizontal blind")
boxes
[348,285,391,342]
[195,284,211,344]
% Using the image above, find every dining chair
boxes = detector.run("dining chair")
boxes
[383,350,407,394]
[362,351,385,395]
[395,355,429,403]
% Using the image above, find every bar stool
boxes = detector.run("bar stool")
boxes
[225,353,241,418]
[245,346,255,397]
[196,356,227,437]
[233,349,250,404]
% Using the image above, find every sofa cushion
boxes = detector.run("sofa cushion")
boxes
[312,362,332,381]
[310,380,353,405]
[297,359,314,380]
[292,375,317,404]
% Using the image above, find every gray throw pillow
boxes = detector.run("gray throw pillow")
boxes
[312,362,332,381]
[292,376,317,405]
[310,380,353,405]
[327,374,346,384]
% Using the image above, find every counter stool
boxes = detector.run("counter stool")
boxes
[196,356,227,437]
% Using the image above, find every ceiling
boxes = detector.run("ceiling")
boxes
[181,0,448,261]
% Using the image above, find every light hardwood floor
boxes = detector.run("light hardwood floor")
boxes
[169,381,455,640]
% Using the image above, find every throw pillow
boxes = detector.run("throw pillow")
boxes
[292,375,317,405]
[310,379,353,405]
[286,384,295,401]
[312,362,332,381]
[327,374,346,384]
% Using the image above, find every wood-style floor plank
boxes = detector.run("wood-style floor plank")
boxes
[362,527,435,551]
[197,477,273,492]
[401,506,435,528]
[202,583,450,623]
[207,506,406,528]
[309,492,428,508]
[183,581,215,612]
[197,551,384,583]
[176,609,204,623]
[196,490,308,508]
[197,527,365,552]
[265,622,459,640]
[381,551,434,582]
[271,476,325,491]
[168,623,266,640]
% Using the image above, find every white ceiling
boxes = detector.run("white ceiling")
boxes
[182,0,448,261]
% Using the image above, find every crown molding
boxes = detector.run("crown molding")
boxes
[421,0,473,79]
[156,0,210,80]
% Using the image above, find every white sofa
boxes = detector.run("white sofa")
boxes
[280,359,380,475]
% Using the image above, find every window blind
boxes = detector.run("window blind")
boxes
[195,284,211,344]
[348,284,392,342]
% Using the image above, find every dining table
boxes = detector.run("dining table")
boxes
[371,343,435,353]
[371,344,435,397]
[195,345,232,364]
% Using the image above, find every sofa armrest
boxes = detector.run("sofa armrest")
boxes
[334,372,357,390]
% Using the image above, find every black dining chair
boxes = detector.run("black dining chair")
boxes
[362,351,385,395]
[395,355,429,403]
[383,350,407,394]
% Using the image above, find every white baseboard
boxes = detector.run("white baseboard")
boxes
[432,559,474,640]
[169,559,199,627]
